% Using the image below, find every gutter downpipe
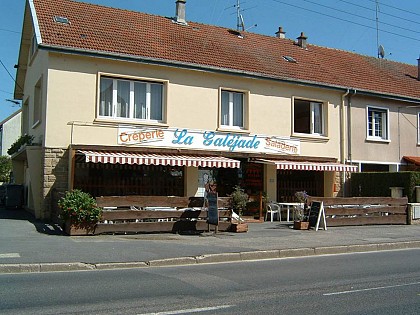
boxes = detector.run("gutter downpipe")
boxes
[340,89,350,196]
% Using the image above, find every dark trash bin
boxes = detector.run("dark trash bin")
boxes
[0,184,24,209]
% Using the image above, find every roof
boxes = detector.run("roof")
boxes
[20,0,420,101]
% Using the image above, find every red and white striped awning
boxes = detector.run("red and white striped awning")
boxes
[78,150,241,168]
[255,159,358,172]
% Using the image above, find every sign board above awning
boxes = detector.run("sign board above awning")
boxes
[255,159,358,172]
[78,150,241,168]
[117,127,300,155]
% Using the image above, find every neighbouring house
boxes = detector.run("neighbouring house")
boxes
[0,110,22,156]
[12,0,420,220]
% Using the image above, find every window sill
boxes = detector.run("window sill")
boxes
[365,137,390,143]
[217,126,249,134]
[95,117,168,128]
[31,120,41,129]
[291,133,329,143]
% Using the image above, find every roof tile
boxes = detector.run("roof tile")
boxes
[32,0,420,101]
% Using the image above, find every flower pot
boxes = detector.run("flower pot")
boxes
[293,221,309,230]
[64,220,96,236]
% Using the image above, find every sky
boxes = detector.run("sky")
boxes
[1,0,420,123]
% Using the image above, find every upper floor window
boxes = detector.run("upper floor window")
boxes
[221,90,245,129]
[367,106,389,141]
[33,78,42,128]
[293,99,324,135]
[418,112,420,144]
[99,77,163,122]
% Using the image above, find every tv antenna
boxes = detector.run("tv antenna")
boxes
[234,0,257,32]
[376,0,381,58]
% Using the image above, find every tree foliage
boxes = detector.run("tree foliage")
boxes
[0,155,12,183]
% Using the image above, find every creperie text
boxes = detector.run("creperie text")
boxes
[119,129,165,143]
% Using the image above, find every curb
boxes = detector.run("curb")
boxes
[1,241,420,274]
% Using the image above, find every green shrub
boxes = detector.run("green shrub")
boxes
[58,189,102,224]
[7,134,34,155]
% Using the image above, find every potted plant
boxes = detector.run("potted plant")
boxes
[229,185,249,232]
[293,191,309,230]
[58,189,102,235]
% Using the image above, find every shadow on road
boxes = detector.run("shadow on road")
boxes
[0,207,64,236]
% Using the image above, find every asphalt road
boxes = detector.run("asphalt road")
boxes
[1,249,420,315]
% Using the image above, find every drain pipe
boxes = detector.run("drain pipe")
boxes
[340,89,349,196]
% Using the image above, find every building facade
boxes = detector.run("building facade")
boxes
[13,0,420,220]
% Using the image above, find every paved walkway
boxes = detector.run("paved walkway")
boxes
[1,208,420,273]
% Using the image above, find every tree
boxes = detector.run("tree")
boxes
[0,156,12,183]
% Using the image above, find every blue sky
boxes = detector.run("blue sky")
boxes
[1,0,420,122]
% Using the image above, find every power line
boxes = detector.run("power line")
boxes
[338,0,420,26]
[0,59,23,93]
[300,0,420,36]
[271,0,420,43]
[0,28,20,34]
[364,0,420,18]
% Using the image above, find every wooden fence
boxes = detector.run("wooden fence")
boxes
[306,197,408,226]
[94,195,233,234]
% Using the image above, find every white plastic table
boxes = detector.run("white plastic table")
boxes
[275,202,304,222]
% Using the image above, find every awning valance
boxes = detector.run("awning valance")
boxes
[255,159,358,172]
[77,150,241,168]
[403,156,420,166]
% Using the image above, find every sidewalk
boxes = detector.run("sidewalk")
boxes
[1,208,420,273]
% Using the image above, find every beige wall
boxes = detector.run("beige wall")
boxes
[349,95,420,164]
[44,53,343,161]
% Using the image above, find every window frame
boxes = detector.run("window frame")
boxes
[366,105,390,142]
[97,74,167,124]
[32,77,42,129]
[292,97,327,137]
[219,88,248,131]
[417,112,420,145]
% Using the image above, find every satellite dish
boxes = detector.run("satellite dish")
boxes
[378,45,385,59]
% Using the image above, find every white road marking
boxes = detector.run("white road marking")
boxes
[0,253,20,258]
[324,281,420,296]
[138,304,234,315]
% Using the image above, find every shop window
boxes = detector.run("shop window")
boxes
[99,76,164,122]
[293,99,325,135]
[74,163,184,197]
[220,89,246,129]
[367,106,389,141]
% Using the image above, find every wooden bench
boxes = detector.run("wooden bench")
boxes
[306,197,408,226]
[94,195,233,234]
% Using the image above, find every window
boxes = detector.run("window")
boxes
[367,106,389,140]
[293,99,324,135]
[418,112,420,144]
[33,79,42,127]
[221,90,244,128]
[99,77,164,122]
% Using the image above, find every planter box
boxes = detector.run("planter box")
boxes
[293,221,309,230]
[230,223,248,233]
[64,221,96,236]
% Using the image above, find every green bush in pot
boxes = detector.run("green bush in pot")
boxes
[58,189,102,225]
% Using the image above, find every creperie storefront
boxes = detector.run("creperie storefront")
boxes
[71,126,355,201]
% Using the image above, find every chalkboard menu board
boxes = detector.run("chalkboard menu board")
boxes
[308,201,321,228]
[308,201,327,231]
[207,192,219,226]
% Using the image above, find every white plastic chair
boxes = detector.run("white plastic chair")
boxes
[265,203,281,222]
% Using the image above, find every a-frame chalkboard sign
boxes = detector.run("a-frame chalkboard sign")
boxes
[308,201,327,231]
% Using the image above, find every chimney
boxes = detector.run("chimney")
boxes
[418,56,420,81]
[297,32,307,49]
[275,26,286,39]
[175,0,187,25]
